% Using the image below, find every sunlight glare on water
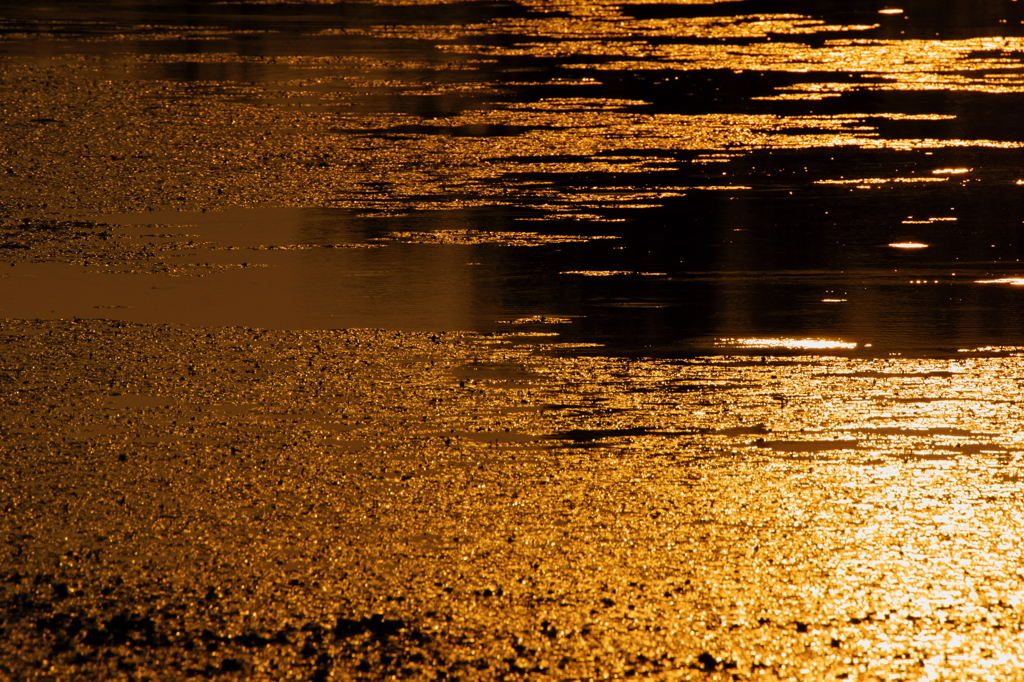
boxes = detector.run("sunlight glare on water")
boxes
[716,337,859,350]
[6,1,1024,676]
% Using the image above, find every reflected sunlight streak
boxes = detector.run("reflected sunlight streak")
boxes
[716,337,858,350]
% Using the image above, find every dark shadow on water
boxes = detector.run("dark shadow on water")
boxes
[9,199,1012,359]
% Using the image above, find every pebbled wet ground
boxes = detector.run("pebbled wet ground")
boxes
[6,0,1024,680]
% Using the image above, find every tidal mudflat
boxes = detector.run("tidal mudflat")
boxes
[6,0,1024,679]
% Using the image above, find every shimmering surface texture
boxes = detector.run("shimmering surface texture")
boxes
[4,0,1024,351]
[5,1,1024,679]
[6,321,1024,680]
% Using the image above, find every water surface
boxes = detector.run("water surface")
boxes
[4,0,1024,356]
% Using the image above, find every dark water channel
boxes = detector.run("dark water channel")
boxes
[6,0,1024,356]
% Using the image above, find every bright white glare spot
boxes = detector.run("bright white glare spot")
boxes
[889,242,928,249]
[932,168,971,175]
[717,337,857,350]
[976,278,1024,285]
[822,298,848,302]
[878,8,904,14]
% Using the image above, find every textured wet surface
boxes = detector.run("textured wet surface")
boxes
[5,0,1024,680]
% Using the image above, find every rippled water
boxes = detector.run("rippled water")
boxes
[11,4,1024,678]
[5,0,1024,355]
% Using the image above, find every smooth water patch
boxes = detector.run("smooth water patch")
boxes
[6,205,1024,356]
[1,253,485,331]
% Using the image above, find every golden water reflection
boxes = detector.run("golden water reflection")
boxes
[976,277,1024,285]
[435,338,1024,679]
[7,1,1024,222]
[715,337,858,350]
[8,1,1024,677]
[14,318,1024,677]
